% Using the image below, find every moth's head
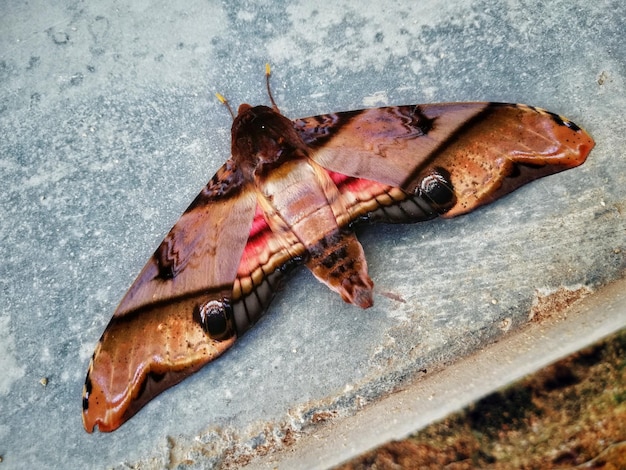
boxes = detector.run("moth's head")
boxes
[231,104,307,171]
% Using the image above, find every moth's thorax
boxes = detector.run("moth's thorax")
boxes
[255,158,342,237]
[254,156,374,308]
[231,104,309,172]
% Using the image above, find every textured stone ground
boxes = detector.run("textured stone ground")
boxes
[1,1,624,468]
[336,328,626,469]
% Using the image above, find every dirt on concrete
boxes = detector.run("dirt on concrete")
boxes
[335,328,626,469]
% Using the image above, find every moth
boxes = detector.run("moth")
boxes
[82,67,594,432]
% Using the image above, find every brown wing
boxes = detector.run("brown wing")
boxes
[297,103,594,219]
[82,161,262,433]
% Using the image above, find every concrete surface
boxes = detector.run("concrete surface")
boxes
[253,276,626,470]
[0,0,624,468]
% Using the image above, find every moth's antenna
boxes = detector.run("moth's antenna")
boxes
[215,92,235,120]
[265,63,279,112]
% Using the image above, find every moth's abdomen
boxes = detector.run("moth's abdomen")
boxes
[306,229,374,308]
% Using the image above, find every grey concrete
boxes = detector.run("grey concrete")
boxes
[0,0,624,468]
[251,276,626,470]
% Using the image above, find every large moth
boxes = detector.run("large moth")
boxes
[83,68,594,433]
